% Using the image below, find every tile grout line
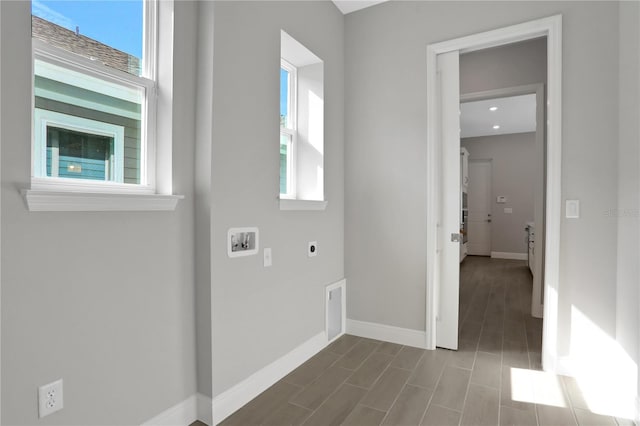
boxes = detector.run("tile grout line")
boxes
[293,337,364,426]
[415,349,446,426]
[298,341,384,425]
[517,267,541,426]
[378,349,425,425]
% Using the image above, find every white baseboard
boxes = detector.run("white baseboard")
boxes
[346,319,426,349]
[531,303,544,319]
[211,331,328,425]
[491,251,527,260]
[197,393,213,425]
[141,394,199,426]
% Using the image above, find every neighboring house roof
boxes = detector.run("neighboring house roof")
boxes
[31,15,140,76]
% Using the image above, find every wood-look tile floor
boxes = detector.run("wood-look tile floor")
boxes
[209,257,633,426]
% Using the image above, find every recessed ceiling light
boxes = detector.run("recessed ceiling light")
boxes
[493,125,500,130]
[489,106,498,111]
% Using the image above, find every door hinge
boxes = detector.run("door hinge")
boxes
[451,233,461,242]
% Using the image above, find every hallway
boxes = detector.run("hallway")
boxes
[218,258,627,426]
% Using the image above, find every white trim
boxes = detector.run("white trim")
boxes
[196,394,213,426]
[346,319,427,349]
[490,251,528,260]
[32,40,155,94]
[30,0,167,198]
[211,331,327,425]
[140,394,198,426]
[0,3,3,419]
[280,59,298,199]
[326,279,347,343]
[425,14,562,375]
[30,177,154,194]
[22,190,182,212]
[143,0,158,81]
[279,130,296,199]
[460,83,543,103]
[280,59,298,132]
[279,199,328,211]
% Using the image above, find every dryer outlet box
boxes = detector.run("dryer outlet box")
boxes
[308,241,318,257]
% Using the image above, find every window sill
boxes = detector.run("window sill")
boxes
[279,199,328,211]
[22,189,184,212]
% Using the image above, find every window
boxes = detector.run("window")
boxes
[280,31,326,209]
[28,0,168,202]
[34,109,125,182]
[280,60,296,198]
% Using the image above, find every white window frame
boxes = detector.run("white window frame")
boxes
[34,108,125,182]
[24,0,181,211]
[280,59,297,199]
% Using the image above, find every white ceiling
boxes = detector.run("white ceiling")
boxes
[332,0,389,14]
[460,94,536,139]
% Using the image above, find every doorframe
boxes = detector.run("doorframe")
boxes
[425,15,562,374]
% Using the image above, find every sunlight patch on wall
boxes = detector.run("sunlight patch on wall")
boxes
[570,306,638,419]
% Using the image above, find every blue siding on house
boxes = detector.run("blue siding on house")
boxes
[46,150,107,180]
[35,76,141,184]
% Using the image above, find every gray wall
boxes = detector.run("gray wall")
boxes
[209,1,344,396]
[462,133,536,254]
[345,0,620,372]
[0,1,198,424]
[617,0,640,399]
[194,0,214,400]
[460,37,547,94]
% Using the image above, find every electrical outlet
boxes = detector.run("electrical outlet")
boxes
[308,241,318,257]
[38,379,63,418]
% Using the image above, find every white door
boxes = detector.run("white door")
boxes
[467,160,492,256]
[435,51,460,350]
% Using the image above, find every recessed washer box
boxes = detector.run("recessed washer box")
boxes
[228,227,259,258]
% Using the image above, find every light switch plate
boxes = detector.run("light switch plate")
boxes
[566,199,580,218]
[496,196,507,204]
[504,207,513,214]
[263,248,272,267]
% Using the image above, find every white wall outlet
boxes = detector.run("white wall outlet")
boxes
[308,241,318,257]
[38,379,63,418]
[263,248,272,267]
[504,207,513,214]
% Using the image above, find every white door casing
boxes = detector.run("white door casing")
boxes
[467,160,492,256]
[425,15,562,375]
[435,50,460,350]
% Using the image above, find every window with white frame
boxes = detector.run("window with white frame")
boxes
[280,31,325,205]
[280,59,296,198]
[31,0,157,193]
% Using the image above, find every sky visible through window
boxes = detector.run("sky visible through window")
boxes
[32,0,143,59]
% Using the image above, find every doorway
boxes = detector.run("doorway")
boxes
[425,16,562,373]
